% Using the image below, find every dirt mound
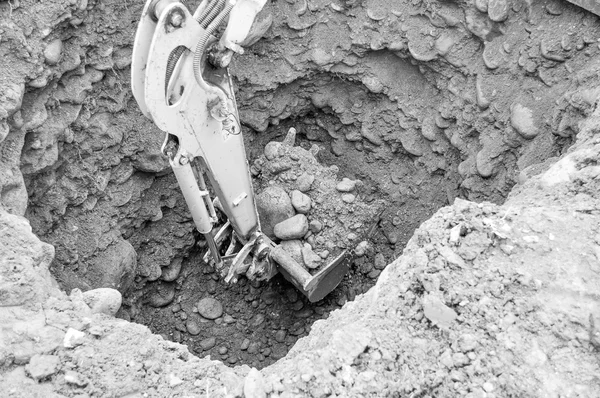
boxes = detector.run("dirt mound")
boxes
[254,127,383,272]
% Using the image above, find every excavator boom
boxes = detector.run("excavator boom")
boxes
[131,0,358,302]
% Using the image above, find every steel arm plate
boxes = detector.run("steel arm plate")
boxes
[140,2,260,240]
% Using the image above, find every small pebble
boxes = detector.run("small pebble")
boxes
[296,173,315,192]
[63,328,85,348]
[200,337,216,350]
[44,39,63,65]
[186,320,201,335]
[275,330,287,343]
[64,370,88,387]
[374,253,386,270]
[241,338,251,350]
[309,220,323,233]
[336,177,357,192]
[487,0,508,21]
[342,194,356,203]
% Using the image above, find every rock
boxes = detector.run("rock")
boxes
[475,0,488,12]
[264,141,281,160]
[368,269,381,279]
[0,119,8,143]
[309,220,323,233]
[362,75,384,93]
[336,177,357,192]
[146,283,176,307]
[241,338,251,350]
[200,337,216,350]
[274,214,309,240]
[421,115,439,141]
[43,39,63,65]
[0,82,25,121]
[63,328,85,348]
[302,244,322,269]
[197,297,224,319]
[342,194,356,204]
[25,354,60,381]
[423,294,457,329]
[511,103,539,139]
[296,172,315,192]
[465,8,492,40]
[64,370,88,387]
[168,373,184,386]
[483,382,495,392]
[279,240,304,266]
[487,0,509,22]
[459,334,478,352]
[247,342,260,354]
[82,288,122,316]
[186,320,201,335]
[275,330,287,343]
[88,238,137,294]
[435,34,455,56]
[374,253,386,270]
[290,190,311,214]
[256,186,294,238]
[355,241,368,256]
[244,368,267,398]
[161,257,183,282]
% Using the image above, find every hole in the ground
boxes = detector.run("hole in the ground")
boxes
[122,101,468,368]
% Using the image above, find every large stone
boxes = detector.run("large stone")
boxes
[511,103,539,139]
[290,190,311,214]
[87,238,137,294]
[197,297,224,319]
[25,354,60,381]
[82,288,122,316]
[256,186,294,238]
[274,215,309,240]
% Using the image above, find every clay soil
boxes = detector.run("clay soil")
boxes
[1,0,600,397]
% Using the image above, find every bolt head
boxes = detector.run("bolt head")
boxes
[179,156,189,165]
[169,12,183,27]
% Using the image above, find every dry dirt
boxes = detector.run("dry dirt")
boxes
[1,0,600,397]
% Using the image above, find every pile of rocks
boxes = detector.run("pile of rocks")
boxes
[253,128,382,273]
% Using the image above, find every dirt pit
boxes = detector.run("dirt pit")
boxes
[2,0,600,396]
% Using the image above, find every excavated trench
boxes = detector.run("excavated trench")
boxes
[126,98,467,368]
[3,0,599,376]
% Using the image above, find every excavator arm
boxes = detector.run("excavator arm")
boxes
[131,0,352,302]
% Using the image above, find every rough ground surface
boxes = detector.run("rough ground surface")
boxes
[1,0,600,396]
[2,107,599,396]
